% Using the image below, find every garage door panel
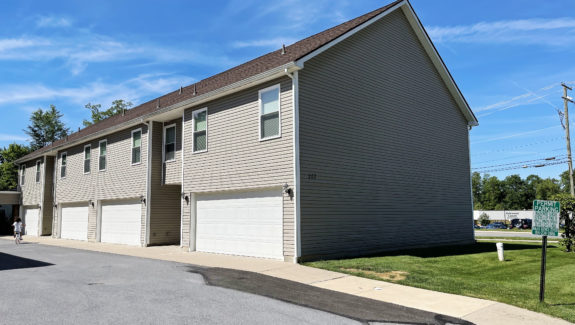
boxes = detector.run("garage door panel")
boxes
[24,208,39,236]
[61,205,88,241]
[101,200,141,246]
[196,189,283,259]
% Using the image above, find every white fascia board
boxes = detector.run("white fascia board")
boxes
[16,62,302,164]
[400,2,478,127]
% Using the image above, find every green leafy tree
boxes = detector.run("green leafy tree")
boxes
[550,193,575,252]
[502,174,528,210]
[472,172,483,209]
[536,178,561,200]
[559,170,575,193]
[0,143,31,190]
[24,105,69,151]
[83,99,133,127]
[478,212,491,226]
[525,174,542,206]
[482,176,503,210]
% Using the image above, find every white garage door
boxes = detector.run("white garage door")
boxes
[61,204,89,241]
[24,207,40,236]
[196,189,283,259]
[101,200,142,246]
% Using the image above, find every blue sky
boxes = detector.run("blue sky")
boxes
[1,0,574,180]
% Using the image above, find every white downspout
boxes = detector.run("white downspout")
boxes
[286,68,301,263]
[180,112,185,247]
[145,121,152,246]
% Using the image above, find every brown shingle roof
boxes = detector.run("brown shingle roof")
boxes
[18,0,402,163]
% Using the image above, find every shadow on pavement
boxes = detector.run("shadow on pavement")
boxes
[185,266,473,325]
[0,252,53,271]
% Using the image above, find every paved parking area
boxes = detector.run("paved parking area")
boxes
[0,240,466,325]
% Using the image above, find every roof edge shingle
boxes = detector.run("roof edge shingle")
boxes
[17,0,412,163]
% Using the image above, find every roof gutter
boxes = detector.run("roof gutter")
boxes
[16,62,301,164]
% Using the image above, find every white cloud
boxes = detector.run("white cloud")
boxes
[0,33,234,75]
[232,37,298,49]
[474,82,562,117]
[0,73,195,108]
[427,18,575,46]
[471,125,561,145]
[36,16,72,28]
[0,134,28,142]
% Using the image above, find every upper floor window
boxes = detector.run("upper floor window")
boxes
[20,165,25,185]
[35,161,41,183]
[164,125,176,162]
[84,145,91,174]
[99,140,107,171]
[193,108,207,153]
[60,153,67,178]
[259,85,281,140]
[132,129,142,165]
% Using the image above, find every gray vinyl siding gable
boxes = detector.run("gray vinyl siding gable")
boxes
[54,125,148,242]
[181,77,295,257]
[298,10,473,259]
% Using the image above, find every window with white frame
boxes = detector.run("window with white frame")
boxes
[60,153,67,178]
[259,85,281,140]
[193,108,207,153]
[164,125,176,162]
[35,161,41,183]
[99,140,107,171]
[20,165,25,185]
[132,129,142,164]
[84,145,91,174]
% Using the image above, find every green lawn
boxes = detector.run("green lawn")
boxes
[476,228,531,232]
[476,237,557,242]
[305,242,575,323]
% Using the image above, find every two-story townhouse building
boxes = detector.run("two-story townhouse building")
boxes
[16,0,478,262]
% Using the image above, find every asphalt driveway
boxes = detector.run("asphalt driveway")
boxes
[0,240,469,325]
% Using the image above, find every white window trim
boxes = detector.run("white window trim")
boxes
[163,124,176,163]
[60,152,67,179]
[99,140,107,172]
[258,84,282,141]
[192,107,208,154]
[84,144,91,175]
[131,128,143,166]
[20,165,25,185]
[35,160,41,183]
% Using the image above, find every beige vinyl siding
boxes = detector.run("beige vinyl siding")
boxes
[41,156,54,235]
[0,192,20,205]
[149,121,181,245]
[54,125,148,243]
[20,158,43,206]
[181,77,295,258]
[298,10,473,260]
[163,118,182,185]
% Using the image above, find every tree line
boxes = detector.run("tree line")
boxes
[472,171,573,210]
[0,100,132,191]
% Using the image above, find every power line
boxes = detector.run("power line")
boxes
[472,156,566,170]
[473,149,566,165]
[474,159,568,174]
[471,137,564,156]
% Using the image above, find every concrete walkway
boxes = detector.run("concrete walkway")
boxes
[2,236,571,325]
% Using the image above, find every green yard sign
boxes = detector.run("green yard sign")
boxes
[532,200,560,236]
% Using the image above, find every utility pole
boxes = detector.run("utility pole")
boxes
[563,82,574,253]
[562,82,574,197]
